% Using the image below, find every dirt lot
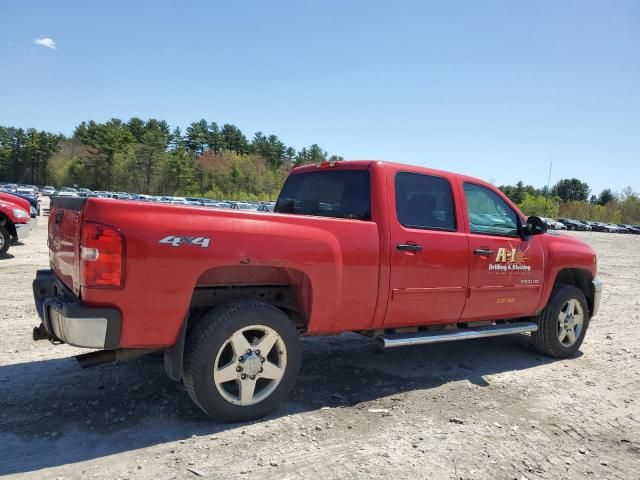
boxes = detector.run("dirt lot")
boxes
[1,202,639,480]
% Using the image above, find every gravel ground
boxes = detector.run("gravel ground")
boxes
[1,200,639,479]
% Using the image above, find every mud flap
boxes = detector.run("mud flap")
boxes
[164,315,188,381]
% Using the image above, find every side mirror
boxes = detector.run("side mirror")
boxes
[525,216,548,236]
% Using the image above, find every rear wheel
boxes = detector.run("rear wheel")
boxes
[532,284,589,358]
[0,225,10,256]
[183,301,301,422]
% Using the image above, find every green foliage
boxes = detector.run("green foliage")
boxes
[517,193,561,217]
[1,117,338,199]
[597,188,615,206]
[0,126,64,185]
[499,181,543,204]
[551,178,590,202]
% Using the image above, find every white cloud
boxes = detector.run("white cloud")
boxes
[34,38,56,49]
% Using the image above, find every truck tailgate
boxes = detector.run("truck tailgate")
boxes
[48,197,85,295]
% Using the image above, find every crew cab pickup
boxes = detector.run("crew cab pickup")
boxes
[33,161,602,421]
[0,192,33,256]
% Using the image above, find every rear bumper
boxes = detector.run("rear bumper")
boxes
[32,269,121,349]
[592,279,603,318]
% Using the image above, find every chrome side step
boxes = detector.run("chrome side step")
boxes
[377,322,538,349]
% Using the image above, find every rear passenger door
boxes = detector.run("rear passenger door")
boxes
[461,182,544,321]
[384,172,469,327]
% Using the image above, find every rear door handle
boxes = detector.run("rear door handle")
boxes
[474,248,495,256]
[397,243,423,252]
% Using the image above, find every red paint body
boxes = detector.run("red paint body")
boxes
[47,161,598,348]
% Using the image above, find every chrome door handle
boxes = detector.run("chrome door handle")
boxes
[474,248,494,256]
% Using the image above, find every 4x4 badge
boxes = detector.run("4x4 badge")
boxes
[159,236,210,248]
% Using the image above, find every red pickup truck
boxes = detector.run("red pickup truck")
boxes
[0,192,33,256]
[33,160,602,421]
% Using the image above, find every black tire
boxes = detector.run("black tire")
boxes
[0,225,10,256]
[183,300,301,422]
[532,284,589,358]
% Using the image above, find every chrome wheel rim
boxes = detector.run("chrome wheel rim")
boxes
[0,233,4,250]
[213,325,287,406]
[557,299,584,347]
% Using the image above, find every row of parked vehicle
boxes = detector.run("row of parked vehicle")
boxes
[0,183,41,216]
[542,217,640,234]
[33,185,277,212]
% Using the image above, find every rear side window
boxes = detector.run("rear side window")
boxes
[463,182,519,237]
[275,170,371,220]
[395,172,456,231]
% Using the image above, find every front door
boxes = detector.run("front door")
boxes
[460,182,545,321]
[385,171,469,327]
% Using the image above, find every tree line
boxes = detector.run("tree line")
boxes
[498,178,640,224]
[0,119,341,200]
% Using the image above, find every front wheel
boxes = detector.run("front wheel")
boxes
[532,284,589,358]
[183,301,301,422]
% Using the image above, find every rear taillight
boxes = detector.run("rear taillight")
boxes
[80,222,124,288]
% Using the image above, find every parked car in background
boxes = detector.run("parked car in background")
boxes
[0,183,19,192]
[576,221,592,231]
[541,217,566,230]
[11,190,40,215]
[0,191,32,255]
[584,221,604,232]
[619,224,640,234]
[557,218,590,231]
[257,203,274,212]
[41,186,56,196]
[54,191,78,198]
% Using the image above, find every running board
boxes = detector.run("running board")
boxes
[377,322,538,349]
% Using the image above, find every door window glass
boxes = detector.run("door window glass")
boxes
[463,183,519,236]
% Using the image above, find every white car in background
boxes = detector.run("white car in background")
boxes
[541,217,567,230]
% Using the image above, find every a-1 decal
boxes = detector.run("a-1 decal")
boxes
[159,236,210,248]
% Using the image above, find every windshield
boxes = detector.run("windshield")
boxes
[275,169,371,220]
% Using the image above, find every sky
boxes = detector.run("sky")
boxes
[1,0,638,194]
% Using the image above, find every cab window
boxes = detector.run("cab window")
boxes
[275,170,371,220]
[463,183,519,237]
[395,172,456,231]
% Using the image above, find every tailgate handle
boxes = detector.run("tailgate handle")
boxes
[55,211,64,224]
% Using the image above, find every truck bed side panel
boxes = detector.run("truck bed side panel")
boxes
[79,200,380,347]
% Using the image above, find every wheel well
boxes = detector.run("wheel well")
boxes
[189,285,305,327]
[187,265,313,333]
[0,213,17,237]
[554,268,594,315]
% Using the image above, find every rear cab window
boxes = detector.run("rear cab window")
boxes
[275,169,371,220]
[395,172,456,231]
